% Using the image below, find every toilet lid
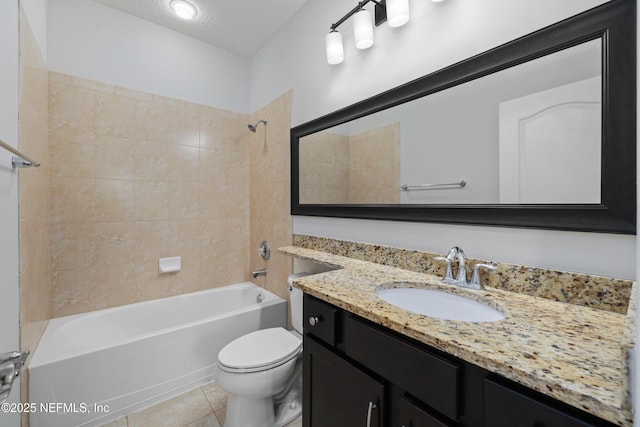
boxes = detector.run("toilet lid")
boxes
[218,327,302,371]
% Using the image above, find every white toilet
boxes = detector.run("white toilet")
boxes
[215,274,307,427]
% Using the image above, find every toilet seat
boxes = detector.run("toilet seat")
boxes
[218,327,302,373]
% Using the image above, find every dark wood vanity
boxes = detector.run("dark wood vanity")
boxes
[303,294,619,427]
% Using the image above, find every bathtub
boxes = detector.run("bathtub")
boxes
[29,282,286,427]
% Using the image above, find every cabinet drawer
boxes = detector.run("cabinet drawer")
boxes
[484,379,599,427]
[344,315,459,421]
[395,396,451,427]
[303,295,338,346]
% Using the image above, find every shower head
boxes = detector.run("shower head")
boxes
[248,119,268,132]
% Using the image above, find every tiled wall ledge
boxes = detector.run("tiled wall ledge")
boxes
[293,234,632,315]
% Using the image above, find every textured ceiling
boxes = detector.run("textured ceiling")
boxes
[94,0,308,58]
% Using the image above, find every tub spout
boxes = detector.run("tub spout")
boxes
[252,268,267,278]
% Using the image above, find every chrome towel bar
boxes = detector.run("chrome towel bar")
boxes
[0,139,40,168]
[400,180,466,191]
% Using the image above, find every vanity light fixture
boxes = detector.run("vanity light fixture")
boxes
[326,30,345,64]
[386,0,410,27]
[170,0,197,20]
[325,0,410,64]
[354,8,375,49]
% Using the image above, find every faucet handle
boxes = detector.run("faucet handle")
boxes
[470,263,497,288]
[434,256,454,280]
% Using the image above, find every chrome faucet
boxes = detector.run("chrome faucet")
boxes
[435,246,496,290]
[252,268,267,278]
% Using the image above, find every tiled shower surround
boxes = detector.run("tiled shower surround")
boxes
[19,9,51,358]
[249,91,294,309]
[48,72,293,317]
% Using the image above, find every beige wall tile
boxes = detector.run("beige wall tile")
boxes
[167,145,200,183]
[134,181,171,221]
[134,140,172,181]
[50,176,96,224]
[51,223,97,271]
[95,179,135,222]
[199,107,245,150]
[94,91,151,138]
[249,91,294,309]
[50,139,95,178]
[349,123,400,204]
[131,221,172,263]
[49,81,97,138]
[94,222,135,266]
[49,73,252,316]
[94,136,135,180]
[19,14,51,414]
[169,182,201,220]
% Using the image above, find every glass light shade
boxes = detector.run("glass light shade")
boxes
[170,0,197,20]
[325,31,344,65]
[386,0,410,27]
[353,9,374,49]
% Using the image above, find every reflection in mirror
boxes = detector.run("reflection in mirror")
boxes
[299,39,601,205]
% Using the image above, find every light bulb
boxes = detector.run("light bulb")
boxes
[325,31,344,65]
[170,0,197,20]
[386,0,410,27]
[353,9,374,50]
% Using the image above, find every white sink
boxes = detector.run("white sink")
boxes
[376,286,505,323]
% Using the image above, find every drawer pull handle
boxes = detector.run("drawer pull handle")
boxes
[366,401,377,427]
[309,316,320,326]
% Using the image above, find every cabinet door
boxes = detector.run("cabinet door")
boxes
[484,379,599,427]
[304,336,384,427]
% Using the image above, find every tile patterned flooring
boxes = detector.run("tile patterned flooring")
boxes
[99,381,302,427]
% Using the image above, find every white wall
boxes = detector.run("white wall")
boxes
[21,0,47,61]
[48,0,250,113]
[250,0,610,123]
[0,0,21,424]
[251,0,636,279]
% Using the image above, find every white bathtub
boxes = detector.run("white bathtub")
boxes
[29,282,286,427]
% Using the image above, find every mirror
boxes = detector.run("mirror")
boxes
[291,1,635,234]
[300,40,601,205]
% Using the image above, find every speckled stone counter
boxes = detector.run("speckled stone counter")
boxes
[280,245,634,427]
[293,234,633,314]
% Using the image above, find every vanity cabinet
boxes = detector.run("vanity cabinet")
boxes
[302,294,617,427]
[304,336,384,427]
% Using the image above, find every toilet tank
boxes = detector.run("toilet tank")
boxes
[288,273,310,334]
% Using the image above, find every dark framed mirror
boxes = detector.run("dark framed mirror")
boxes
[291,0,636,234]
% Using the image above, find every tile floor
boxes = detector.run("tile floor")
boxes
[99,381,302,427]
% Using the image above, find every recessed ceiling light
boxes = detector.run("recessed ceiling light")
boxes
[170,0,197,20]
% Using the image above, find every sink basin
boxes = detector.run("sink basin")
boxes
[376,286,506,322]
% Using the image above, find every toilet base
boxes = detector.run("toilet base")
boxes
[223,367,302,427]
[223,394,275,427]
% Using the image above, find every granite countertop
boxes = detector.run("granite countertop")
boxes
[280,245,634,427]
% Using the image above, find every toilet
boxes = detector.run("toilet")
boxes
[215,274,308,427]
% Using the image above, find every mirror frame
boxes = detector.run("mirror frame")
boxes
[291,0,636,234]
